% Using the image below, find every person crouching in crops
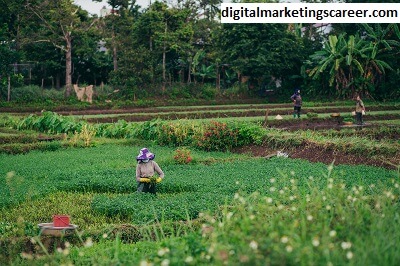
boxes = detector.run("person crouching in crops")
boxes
[136,148,164,194]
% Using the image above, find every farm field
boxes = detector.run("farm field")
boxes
[1,143,399,265]
[0,101,399,265]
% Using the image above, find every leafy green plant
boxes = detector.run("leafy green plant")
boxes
[343,116,354,123]
[17,111,84,134]
[306,112,319,119]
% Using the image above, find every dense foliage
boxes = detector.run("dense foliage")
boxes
[1,1,399,102]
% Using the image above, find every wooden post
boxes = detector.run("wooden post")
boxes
[264,109,270,127]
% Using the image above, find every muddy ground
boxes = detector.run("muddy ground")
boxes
[232,143,399,170]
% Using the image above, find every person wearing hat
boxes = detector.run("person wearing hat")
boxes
[355,94,366,125]
[136,148,164,194]
[290,89,302,118]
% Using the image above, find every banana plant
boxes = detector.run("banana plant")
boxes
[308,34,369,97]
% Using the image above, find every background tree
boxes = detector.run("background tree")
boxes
[215,23,306,94]
[25,0,98,97]
[308,25,399,99]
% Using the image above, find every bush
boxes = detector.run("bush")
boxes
[195,121,239,151]
[173,148,192,164]
[199,84,218,100]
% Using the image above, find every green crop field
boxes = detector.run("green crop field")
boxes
[0,103,399,265]
[1,143,399,265]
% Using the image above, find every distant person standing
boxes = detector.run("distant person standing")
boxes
[290,89,302,118]
[355,94,366,125]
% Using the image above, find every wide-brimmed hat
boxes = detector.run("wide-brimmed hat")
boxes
[136,148,155,161]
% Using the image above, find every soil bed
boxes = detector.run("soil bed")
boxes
[83,109,400,124]
[232,144,399,170]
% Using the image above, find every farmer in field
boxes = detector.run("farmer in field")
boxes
[290,89,302,118]
[136,148,164,194]
[355,94,366,125]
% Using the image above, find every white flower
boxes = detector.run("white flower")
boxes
[347,195,353,201]
[266,197,273,203]
[341,242,352,250]
[84,238,93,248]
[185,256,194,263]
[328,178,333,183]
[291,206,297,211]
[281,236,289,243]
[322,196,327,201]
[249,240,258,250]
[290,179,295,184]
[289,196,295,201]
[326,205,331,210]
[307,215,313,221]
[226,212,233,220]
[270,187,276,192]
[161,259,170,266]
[279,189,284,194]
[329,230,337,237]
[158,249,166,256]
[286,245,293,253]
[327,183,333,189]
[346,251,354,259]
[312,238,320,247]
[249,215,255,220]
[140,261,150,266]
[270,178,276,183]
[290,171,295,176]
[102,233,108,239]
[278,205,284,210]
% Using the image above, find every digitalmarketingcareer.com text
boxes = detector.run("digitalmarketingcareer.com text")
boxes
[222,7,397,21]
[220,3,400,23]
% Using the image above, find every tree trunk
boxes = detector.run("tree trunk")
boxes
[7,75,11,102]
[216,62,220,92]
[56,73,60,90]
[65,32,72,98]
[162,23,167,92]
[187,58,192,83]
[112,28,118,71]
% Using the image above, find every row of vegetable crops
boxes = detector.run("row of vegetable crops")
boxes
[0,143,399,265]
[0,102,399,265]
